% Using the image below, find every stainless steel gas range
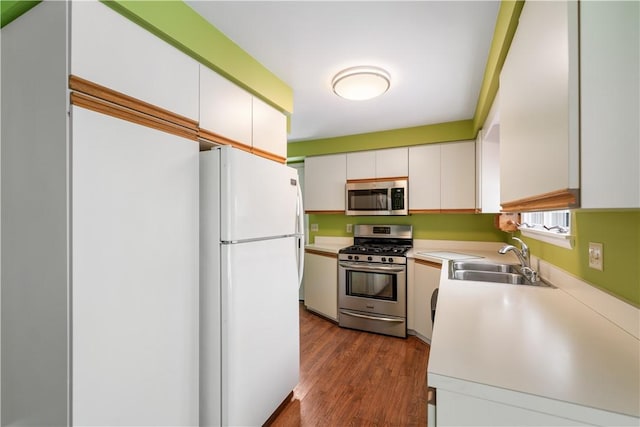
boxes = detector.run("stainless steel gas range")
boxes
[338,224,412,338]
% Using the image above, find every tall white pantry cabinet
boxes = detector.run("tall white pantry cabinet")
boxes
[2,2,199,426]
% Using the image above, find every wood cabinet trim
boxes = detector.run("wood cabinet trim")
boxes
[198,128,253,153]
[415,259,442,269]
[70,92,198,141]
[251,146,286,164]
[501,189,580,212]
[69,75,198,131]
[346,176,408,184]
[409,209,478,214]
[305,210,345,215]
[305,249,338,259]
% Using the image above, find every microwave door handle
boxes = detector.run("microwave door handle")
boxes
[339,262,405,273]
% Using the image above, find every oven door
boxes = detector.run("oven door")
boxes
[338,261,406,318]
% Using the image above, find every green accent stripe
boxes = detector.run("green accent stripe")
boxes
[287,119,474,158]
[1,0,41,28]
[101,1,293,113]
[472,0,524,133]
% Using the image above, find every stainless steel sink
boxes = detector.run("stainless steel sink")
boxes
[451,270,528,285]
[449,262,549,286]
[450,262,519,274]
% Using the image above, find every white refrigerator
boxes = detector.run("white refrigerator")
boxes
[200,146,304,426]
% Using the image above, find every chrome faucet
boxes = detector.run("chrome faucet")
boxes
[499,237,538,282]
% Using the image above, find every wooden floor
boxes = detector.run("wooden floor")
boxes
[269,304,430,426]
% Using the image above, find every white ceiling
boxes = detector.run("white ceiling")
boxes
[186,1,500,142]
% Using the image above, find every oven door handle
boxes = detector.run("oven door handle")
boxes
[338,262,405,273]
[340,310,405,323]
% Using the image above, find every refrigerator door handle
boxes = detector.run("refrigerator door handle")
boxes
[296,183,305,288]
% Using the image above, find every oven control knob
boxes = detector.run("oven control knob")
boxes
[348,255,353,260]
[388,257,394,263]
[381,257,386,262]
[367,256,373,261]
[354,256,359,261]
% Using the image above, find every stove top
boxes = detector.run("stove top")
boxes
[339,225,413,264]
[339,244,411,257]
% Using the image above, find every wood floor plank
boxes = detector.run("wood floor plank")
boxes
[268,304,430,426]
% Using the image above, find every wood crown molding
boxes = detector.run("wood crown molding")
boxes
[501,189,580,212]
[304,249,338,259]
[70,75,287,163]
[69,75,197,131]
[347,176,408,184]
[70,92,198,141]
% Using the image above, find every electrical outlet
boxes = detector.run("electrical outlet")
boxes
[310,223,319,232]
[588,242,603,271]
[346,224,353,233]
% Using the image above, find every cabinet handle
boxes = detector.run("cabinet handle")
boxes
[340,310,404,323]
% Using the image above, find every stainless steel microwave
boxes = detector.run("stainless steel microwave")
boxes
[345,180,408,216]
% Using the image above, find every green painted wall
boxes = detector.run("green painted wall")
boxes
[308,213,507,244]
[1,0,40,28]
[520,210,640,306]
[288,120,474,159]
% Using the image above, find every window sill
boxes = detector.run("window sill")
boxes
[520,228,574,249]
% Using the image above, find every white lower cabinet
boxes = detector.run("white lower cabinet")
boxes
[411,260,441,342]
[435,389,584,426]
[303,250,338,321]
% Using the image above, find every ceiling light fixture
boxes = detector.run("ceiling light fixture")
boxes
[331,66,391,101]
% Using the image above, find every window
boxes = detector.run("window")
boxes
[519,210,573,248]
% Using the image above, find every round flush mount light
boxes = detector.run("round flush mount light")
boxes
[331,66,391,101]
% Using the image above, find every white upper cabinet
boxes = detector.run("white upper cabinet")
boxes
[70,1,199,121]
[409,144,441,211]
[409,141,475,212]
[580,1,639,208]
[477,95,501,214]
[346,151,376,180]
[252,97,288,160]
[346,147,408,180]
[499,1,579,210]
[199,65,288,161]
[377,147,409,178]
[199,66,252,147]
[441,141,476,210]
[304,154,347,212]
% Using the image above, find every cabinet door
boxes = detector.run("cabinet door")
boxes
[346,151,376,180]
[303,252,338,320]
[72,107,199,426]
[580,1,639,208]
[413,261,441,342]
[499,1,579,208]
[409,144,441,211]
[199,65,252,147]
[252,96,288,160]
[71,1,199,121]
[441,141,476,210]
[376,147,408,178]
[304,154,347,212]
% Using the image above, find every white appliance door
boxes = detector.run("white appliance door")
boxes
[220,146,298,241]
[221,237,300,426]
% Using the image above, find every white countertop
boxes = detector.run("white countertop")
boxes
[428,263,640,424]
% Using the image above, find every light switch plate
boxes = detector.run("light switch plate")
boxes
[310,223,319,232]
[346,224,353,233]
[588,242,603,271]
